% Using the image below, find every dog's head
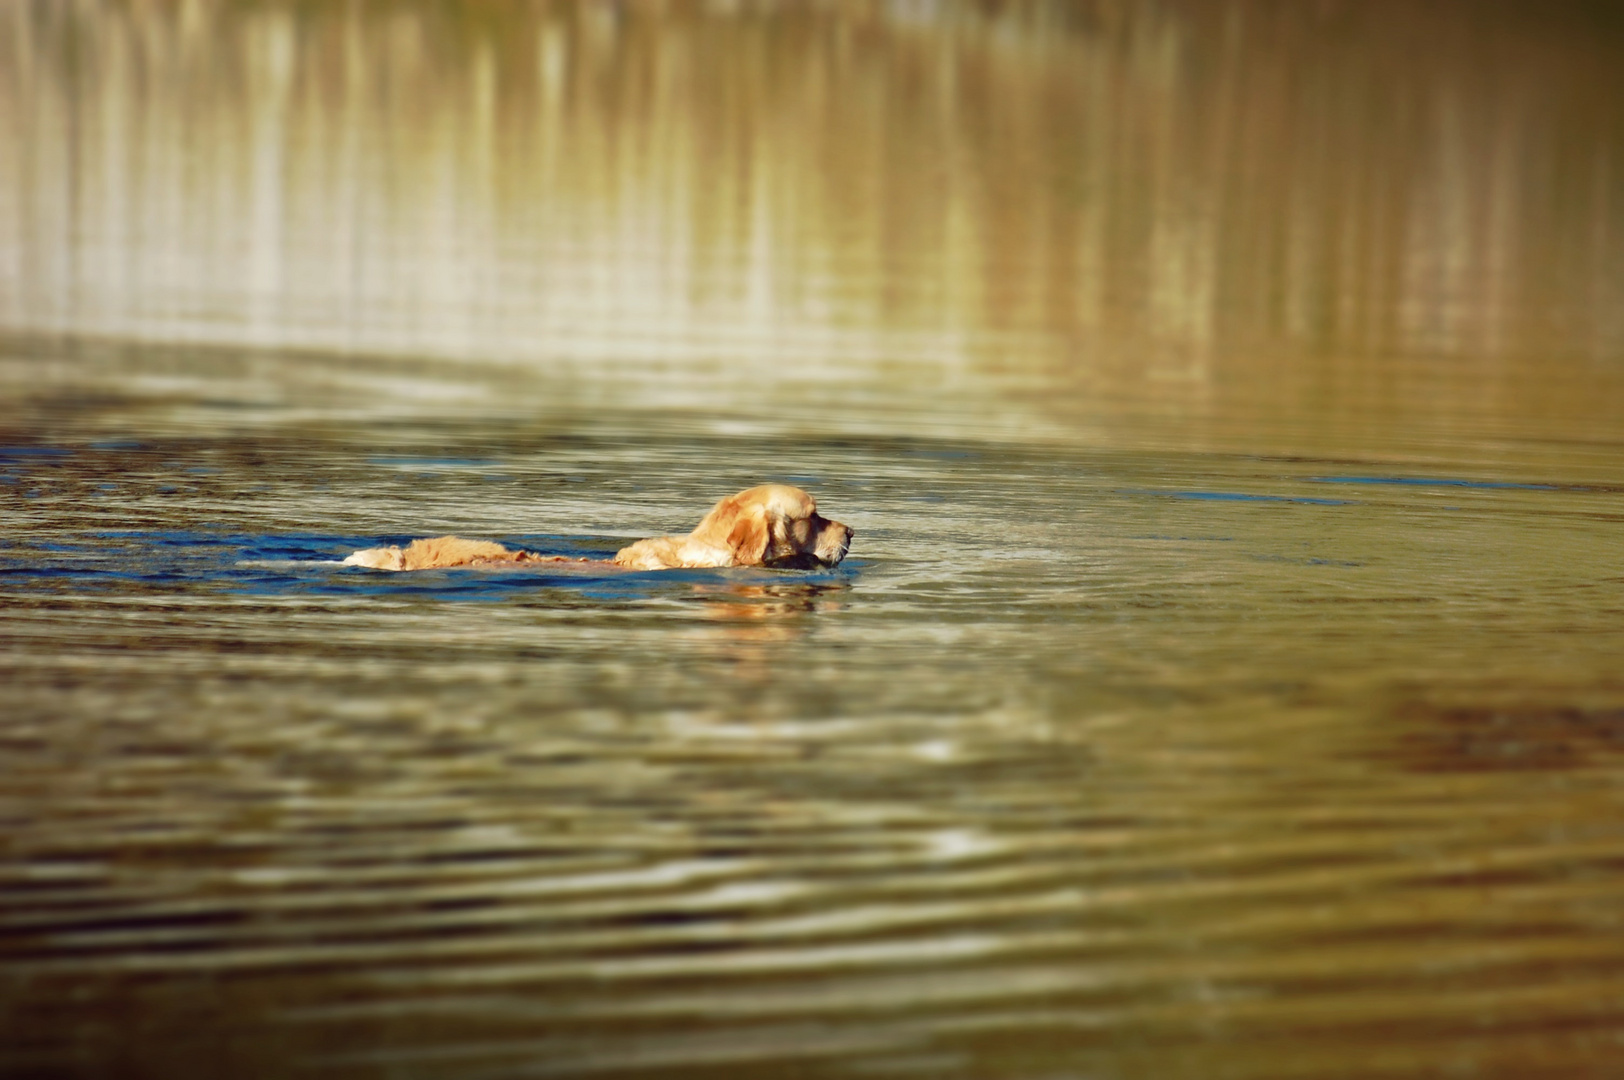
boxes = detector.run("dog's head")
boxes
[698,484,854,569]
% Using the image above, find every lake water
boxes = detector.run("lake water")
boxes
[4,3,1624,1078]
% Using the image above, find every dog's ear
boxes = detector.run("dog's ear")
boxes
[724,507,770,565]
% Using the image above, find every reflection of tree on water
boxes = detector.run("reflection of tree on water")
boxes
[1384,699,1624,774]
[4,1,1620,427]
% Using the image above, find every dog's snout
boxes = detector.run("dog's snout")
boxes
[815,520,854,566]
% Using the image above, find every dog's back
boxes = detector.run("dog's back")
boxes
[343,536,527,571]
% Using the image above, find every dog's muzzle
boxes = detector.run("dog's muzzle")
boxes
[816,525,854,566]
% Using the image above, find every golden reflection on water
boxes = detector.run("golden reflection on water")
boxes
[4,1,1623,454]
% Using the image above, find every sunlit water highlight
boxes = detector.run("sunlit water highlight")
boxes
[5,3,1624,1078]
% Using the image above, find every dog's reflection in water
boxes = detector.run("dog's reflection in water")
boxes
[687,578,849,651]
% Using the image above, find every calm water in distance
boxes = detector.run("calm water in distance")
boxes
[4,3,1624,1077]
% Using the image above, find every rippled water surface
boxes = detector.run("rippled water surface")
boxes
[5,3,1624,1078]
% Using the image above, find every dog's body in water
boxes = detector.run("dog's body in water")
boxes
[342,484,854,572]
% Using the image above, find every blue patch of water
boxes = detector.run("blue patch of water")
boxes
[1308,475,1558,490]
[0,446,72,460]
[0,531,855,603]
[1128,489,1354,507]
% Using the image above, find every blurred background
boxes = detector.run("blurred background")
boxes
[6,0,1623,455]
[6,3,1624,1079]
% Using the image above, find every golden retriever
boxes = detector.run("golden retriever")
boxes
[342,484,853,572]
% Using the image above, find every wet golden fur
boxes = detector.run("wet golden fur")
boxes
[343,484,853,572]
[340,536,576,571]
